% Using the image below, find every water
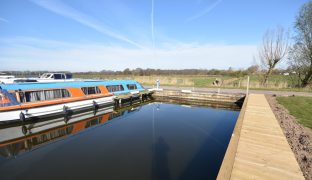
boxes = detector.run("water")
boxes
[0,102,239,180]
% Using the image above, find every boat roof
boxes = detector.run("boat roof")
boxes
[0,80,143,91]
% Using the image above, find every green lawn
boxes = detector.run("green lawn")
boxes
[276,96,312,129]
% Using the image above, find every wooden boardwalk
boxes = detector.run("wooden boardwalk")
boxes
[229,94,304,179]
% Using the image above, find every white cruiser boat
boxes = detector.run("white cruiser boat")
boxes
[0,73,75,84]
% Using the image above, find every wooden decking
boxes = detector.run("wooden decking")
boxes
[228,94,304,179]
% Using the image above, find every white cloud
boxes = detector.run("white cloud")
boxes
[0,37,257,72]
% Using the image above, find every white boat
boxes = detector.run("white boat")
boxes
[0,72,75,84]
[0,81,115,123]
[35,72,75,83]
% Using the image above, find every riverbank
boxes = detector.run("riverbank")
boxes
[266,95,312,180]
[146,86,312,97]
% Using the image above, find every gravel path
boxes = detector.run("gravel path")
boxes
[266,95,312,180]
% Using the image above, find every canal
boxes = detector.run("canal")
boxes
[0,102,239,180]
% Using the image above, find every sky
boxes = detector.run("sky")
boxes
[0,0,309,72]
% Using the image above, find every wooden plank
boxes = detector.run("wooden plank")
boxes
[230,94,304,180]
[217,95,249,180]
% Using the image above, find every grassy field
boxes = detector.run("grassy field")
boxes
[73,74,311,91]
[277,96,312,129]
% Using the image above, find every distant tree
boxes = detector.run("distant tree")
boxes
[259,27,289,85]
[134,68,144,76]
[288,1,312,87]
[246,65,259,75]
[123,68,131,75]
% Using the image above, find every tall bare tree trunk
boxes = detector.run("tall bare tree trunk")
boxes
[259,27,289,86]
[262,68,273,85]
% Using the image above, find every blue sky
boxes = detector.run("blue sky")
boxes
[0,0,309,71]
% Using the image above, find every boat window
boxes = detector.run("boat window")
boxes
[81,86,101,95]
[40,73,49,78]
[0,92,4,101]
[106,85,124,92]
[22,89,71,102]
[127,84,137,90]
[85,117,102,128]
[54,74,62,79]
[66,74,72,79]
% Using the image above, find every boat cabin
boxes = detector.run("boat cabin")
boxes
[100,80,145,95]
[0,81,115,122]
[39,73,73,80]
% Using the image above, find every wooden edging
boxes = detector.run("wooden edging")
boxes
[216,95,249,180]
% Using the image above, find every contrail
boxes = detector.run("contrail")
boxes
[151,0,155,49]
[30,0,145,49]
[186,0,223,22]
[0,17,8,23]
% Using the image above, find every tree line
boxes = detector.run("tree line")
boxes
[2,66,277,78]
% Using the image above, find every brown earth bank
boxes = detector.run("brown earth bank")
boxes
[266,95,312,180]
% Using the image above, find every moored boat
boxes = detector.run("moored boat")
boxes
[0,72,74,84]
[99,80,153,105]
[0,79,152,123]
[0,81,115,123]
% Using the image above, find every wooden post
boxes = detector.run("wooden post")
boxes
[246,76,250,95]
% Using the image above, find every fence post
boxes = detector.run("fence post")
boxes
[246,76,250,95]
[156,79,160,90]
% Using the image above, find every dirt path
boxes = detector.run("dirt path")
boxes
[266,95,312,180]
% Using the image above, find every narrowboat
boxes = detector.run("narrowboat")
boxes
[0,81,115,123]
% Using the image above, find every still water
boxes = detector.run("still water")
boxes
[0,102,239,180]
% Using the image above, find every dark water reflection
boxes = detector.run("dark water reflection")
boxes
[153,137,171,180]
[0,102,239,180]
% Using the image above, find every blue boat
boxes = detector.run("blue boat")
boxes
[0,79,152,123]
[0,79,145,94]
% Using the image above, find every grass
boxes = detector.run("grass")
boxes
[73,74,312,92]
[276,96,312,129]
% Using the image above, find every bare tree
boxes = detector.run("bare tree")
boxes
[259,27,289,85]
[288,1,312,87]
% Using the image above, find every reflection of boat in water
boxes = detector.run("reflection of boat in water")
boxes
[0,106,114,142]
[0,105,141,158]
